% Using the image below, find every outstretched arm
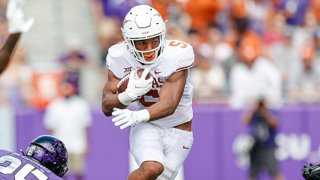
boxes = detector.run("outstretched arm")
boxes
[0,0,34,74]
[0,33,20,74]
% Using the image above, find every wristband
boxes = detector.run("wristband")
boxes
[118,92,133,106]
[138,109,150,122]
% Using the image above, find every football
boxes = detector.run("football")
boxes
[116,74,129,93]
[136,68,152,80]
[116,68,151,93]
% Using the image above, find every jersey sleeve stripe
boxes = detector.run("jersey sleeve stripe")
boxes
[176,62,194,72]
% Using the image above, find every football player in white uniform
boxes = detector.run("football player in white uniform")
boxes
[102,5,195,180]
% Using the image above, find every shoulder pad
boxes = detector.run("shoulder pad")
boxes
[108,41,126,58]
[164,40,194,71]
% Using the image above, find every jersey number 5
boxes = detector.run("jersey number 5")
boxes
[0,155,48,180]
[169,41,187,48]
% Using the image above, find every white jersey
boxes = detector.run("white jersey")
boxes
[106,40,194,128]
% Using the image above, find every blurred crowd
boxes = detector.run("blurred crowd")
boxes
[0,0,319,111]
[92,0,320,109]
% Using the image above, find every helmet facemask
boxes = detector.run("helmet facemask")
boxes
[24,135,68,177]
[122,5,166,65]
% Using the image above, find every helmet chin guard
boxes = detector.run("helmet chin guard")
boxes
[122,5,166,64]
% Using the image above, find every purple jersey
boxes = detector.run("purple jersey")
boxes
[0,149,63,180]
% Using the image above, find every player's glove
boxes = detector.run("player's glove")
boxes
[112,108,150,130]
[6,0,34,33]
[118,68,152,105]
[302,163,320,180]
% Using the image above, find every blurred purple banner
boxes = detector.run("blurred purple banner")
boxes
[15,104,320,180]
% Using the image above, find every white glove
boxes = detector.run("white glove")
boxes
[118,68,153,105]
[112,108,150,130]
[6,0,34,33]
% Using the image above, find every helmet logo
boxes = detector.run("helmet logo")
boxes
[27,145,36,156]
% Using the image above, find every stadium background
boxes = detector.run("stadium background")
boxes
[1,0,320,179]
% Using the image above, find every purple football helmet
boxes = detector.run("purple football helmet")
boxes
[25,135,68,177]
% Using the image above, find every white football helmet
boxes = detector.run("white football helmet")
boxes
[122,5,166,64]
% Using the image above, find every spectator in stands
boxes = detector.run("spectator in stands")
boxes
[190,51,226,103]
[290,7,318,54]
[314,27,320,59]
[229,0,272,34]
[229,32,282,108]
[275,0,310,26]
[207,25,234,84]
[267,25,299,94]
[263,11,287,45]
[58,36,91,95]
[44,74,92,180]
[184,0,222,37]
[223,5,253,74]
[287,40,320,103]
[311,0,320,23]
[243,97,283,180]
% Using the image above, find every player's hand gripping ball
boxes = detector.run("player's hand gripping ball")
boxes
[116,68,152,93]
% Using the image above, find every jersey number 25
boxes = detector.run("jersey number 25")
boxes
[0,155,48,180]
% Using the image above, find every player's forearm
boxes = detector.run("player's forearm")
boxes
[2,33,21,52]
[0,33,21,74]
[147,100,178,121]
[146,88,182,121]
[146,71,186,121]
[102,93,127,116]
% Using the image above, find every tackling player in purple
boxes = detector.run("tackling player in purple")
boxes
[0,135,68,180]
